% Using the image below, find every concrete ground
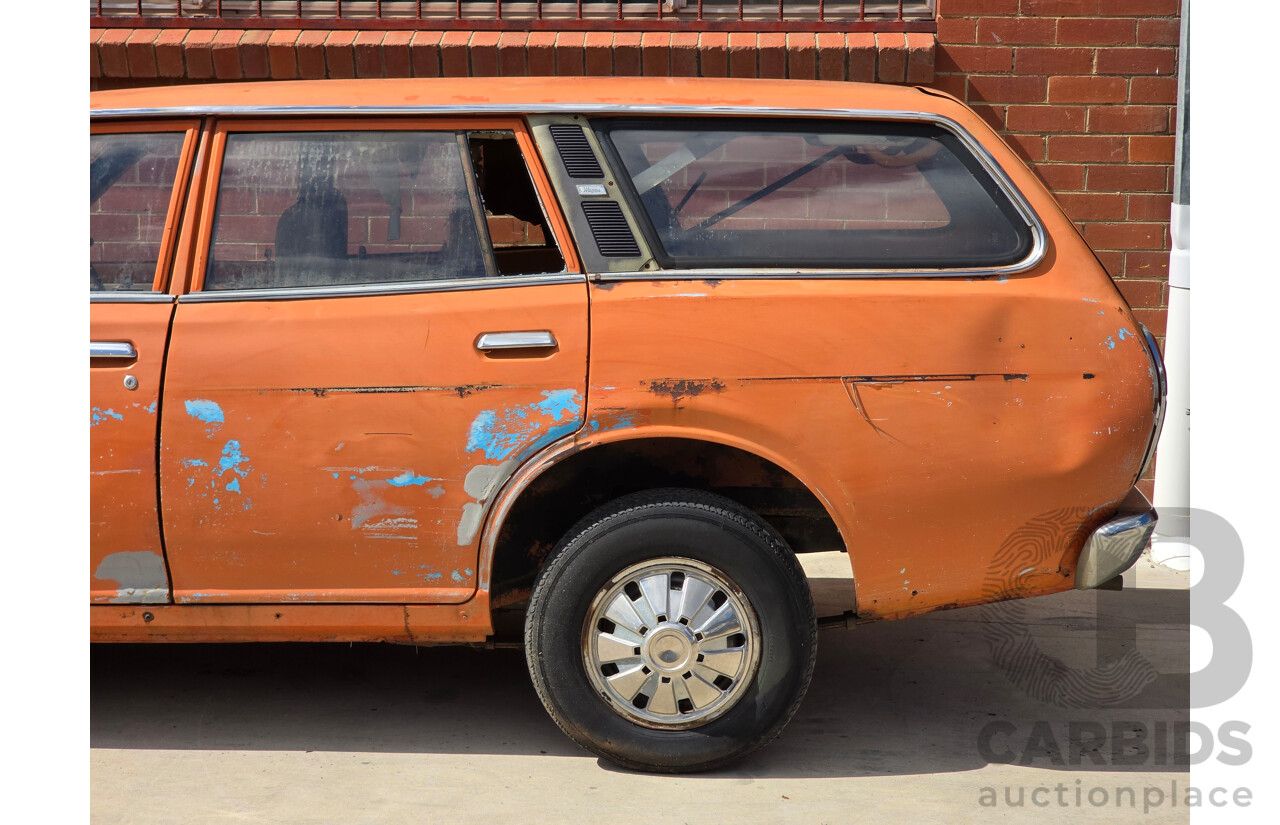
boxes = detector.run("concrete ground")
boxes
[91,555,1189,824]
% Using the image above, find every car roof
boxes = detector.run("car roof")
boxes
[90,76,943,116]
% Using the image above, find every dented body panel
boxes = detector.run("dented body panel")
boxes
[160,283,587,603]
[582,276,1154,620]
[90,77,1161,643]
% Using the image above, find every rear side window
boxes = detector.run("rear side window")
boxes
[90,132,186,291]
[597,119,1033,270]
[205,132,486,291]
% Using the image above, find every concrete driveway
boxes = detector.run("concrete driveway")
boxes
[91,558,1189,824]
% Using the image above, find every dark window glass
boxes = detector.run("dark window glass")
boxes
[90,132,186,292]
[598,120,1033,270]
[205,132,488,291]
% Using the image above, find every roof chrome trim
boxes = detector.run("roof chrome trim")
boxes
[178,272,583,303]
[90,292,176,304]
[91,103,1046,279]
[93,104,973,120]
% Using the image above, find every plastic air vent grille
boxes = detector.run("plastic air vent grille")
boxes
[548,124,604,178]
[581,202,642,258]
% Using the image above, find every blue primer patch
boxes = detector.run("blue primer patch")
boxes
[1105,337,1116,350]
[1082,297,1099,303]
[182,458,207,468]
[423,572,443,580]
[145,401,158,414]
[588,412,636,434]
[1118,327,1134,341]
[218,440,251,480]
[451,569,464,582]
[332,472,340,479]
[184,399,225,426]
[226,478,241,493]
[535,389,581,421]
[388,471,437,487]
[90,407,124,427]
[466,389,583,461]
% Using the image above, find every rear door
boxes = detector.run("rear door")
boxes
[158,118,586,604]
[90,120,199,603]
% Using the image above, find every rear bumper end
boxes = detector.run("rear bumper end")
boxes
[1075,488,1158,589]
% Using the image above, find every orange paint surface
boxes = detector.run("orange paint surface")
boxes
[90,78,1160,642]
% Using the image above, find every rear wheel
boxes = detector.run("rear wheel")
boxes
[524,488,817,772]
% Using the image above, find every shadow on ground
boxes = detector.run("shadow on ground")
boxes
[91,585,1188,779]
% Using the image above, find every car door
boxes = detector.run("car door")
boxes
[90,119,199,604]
[158,117,587,604]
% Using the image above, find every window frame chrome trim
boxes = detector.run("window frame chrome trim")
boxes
[92,103,1047,279]
[177,271,584,303]
[90,292,177,304]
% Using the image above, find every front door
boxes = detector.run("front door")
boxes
[90,120,198,604]
[159,119,586,603]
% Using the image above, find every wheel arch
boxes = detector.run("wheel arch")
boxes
[476,428,851,611]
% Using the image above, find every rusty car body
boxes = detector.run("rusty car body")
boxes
[90,76,1165,771]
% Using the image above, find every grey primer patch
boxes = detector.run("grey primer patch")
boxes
[457,458,520,545]
[457,502,485,547]
[95,551,169,604]
[463,459,519,501]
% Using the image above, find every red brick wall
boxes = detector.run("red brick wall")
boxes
[90,29,937,86]
[933,0,1179,343]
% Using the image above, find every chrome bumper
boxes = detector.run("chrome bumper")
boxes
[1075,488,1158,590]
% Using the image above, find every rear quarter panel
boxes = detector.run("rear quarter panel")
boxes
[582,98,1156,620]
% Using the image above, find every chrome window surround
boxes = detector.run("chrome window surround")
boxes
[177,271,583,303]
[91,103,1048,281]
[90,292,176,304]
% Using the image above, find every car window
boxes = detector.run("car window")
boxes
[468,131,566,277]
[597,119,1033,270]
[90,132,187,292]
[204,131,490,291]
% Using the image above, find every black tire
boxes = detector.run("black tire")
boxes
[524,488,817,772]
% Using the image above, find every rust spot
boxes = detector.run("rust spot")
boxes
[701,278,723,287]
[526,539,555,564]
[452,383,499,398]
[1083,373,1096,380]
[491,587,534,609]
[644,378,727,405]
[266,384,507,397]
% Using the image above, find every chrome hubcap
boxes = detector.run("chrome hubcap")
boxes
[582,558,761,729]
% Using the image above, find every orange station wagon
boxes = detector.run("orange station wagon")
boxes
[90,77,1165,772]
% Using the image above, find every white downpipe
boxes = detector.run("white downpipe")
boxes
[1150,0,1190,569]
[1151,208,1190,564]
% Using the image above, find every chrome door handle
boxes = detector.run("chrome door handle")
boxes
[90,342,137,359]
[475,331,558,351]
